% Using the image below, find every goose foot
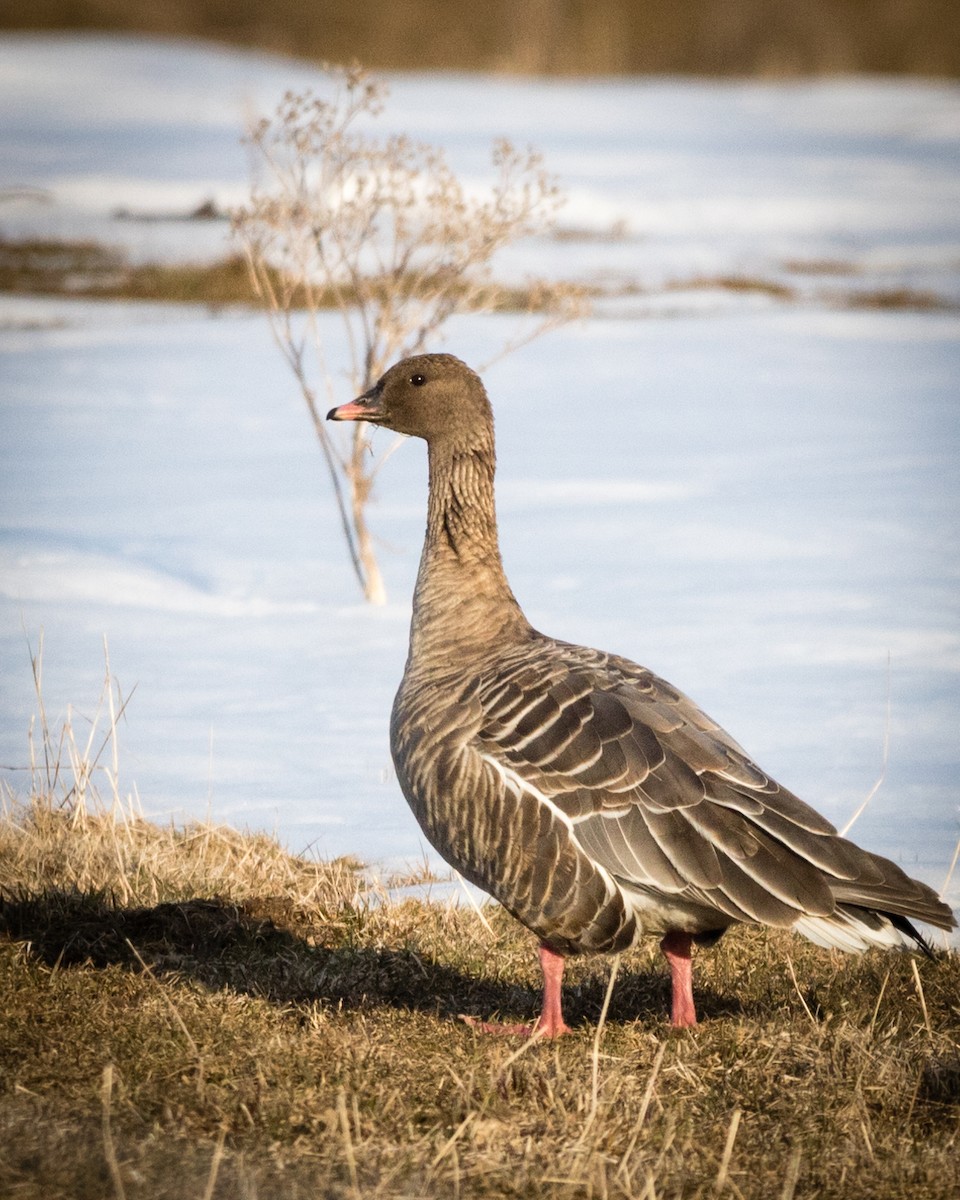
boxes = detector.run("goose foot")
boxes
[460,943,572,1037]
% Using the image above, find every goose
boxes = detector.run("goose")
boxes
[328,353,956,1034]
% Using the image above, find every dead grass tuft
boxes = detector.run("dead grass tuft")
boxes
[838,287,955,312]
[782,257,859,276]
[665,274,798,301]
[1,791,363,913]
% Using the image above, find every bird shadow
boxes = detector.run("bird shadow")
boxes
[0,889,749,1030]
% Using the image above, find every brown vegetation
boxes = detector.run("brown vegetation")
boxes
[0,238,260,306]
[4,0,960,77]
[665,275,798,301]
[0,237,575,312]
[3,794,959,1198]
[8,238,959,318]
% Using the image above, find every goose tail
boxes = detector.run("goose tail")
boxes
[793,905,950,958]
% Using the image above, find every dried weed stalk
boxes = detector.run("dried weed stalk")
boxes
[2,636,361,913]
[233,66,586,603]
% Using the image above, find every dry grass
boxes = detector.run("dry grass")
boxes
[3,805,959,1200]
[4,0,960,77]
[838,287,955,312]
[0,238,580,313]
[664,275,798,301]
[0,238,263,306]
[657,274,960,313]
[1,651,959,1198]
[8,239,959,321]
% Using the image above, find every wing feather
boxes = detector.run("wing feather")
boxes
[574,806,689,891]
[466,639,956,940]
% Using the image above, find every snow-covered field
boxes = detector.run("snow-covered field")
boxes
[1,36,958,928]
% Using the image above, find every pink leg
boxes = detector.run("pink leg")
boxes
[660,931,698,1028]
[460,943,572,1038]
[535,943,572,1037]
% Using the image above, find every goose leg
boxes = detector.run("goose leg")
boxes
[460,943,572,1037]
[535,943,572,1037]
[660,931,698,1027]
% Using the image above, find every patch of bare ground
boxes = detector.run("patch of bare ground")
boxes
[552,219,633,243]
[661,273,960,312]
[664,275,798,301]
[836,287,956,311]
[782,258,859,276]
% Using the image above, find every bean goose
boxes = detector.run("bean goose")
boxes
[328,353,956,1034]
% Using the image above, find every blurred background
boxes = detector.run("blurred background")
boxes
[2,3,958,897]
[4,0,960,77]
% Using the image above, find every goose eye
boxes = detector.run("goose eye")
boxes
[410,373,426,386]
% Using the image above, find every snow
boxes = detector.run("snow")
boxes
[0,36,958,931]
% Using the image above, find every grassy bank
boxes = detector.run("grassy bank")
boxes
[4,0,960,77]
[1,698,958,1198]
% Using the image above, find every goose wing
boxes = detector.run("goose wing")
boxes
[470,639,954,934]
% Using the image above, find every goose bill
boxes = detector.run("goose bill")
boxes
[326,386,382,422]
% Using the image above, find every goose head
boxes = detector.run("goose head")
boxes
[327,353,493,449]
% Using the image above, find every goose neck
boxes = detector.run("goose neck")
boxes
[409,439,529,656]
